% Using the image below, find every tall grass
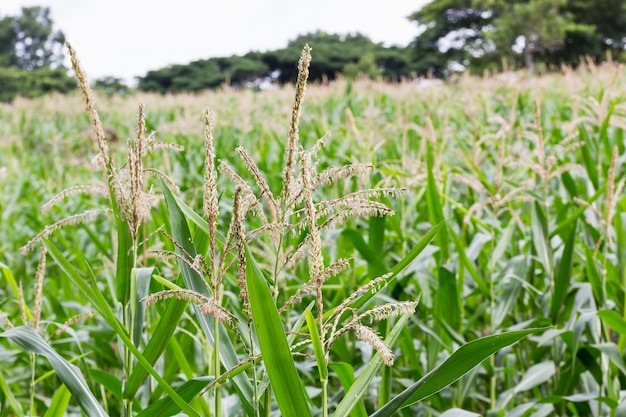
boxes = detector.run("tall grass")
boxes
[0,48,625,416]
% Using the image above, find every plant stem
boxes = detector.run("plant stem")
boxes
[29,353,36,416]
[214,316,221,417]
[322,377,328,417]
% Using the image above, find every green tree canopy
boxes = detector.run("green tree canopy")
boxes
[409,0,626,74]
[0,6,73,102]
[137,31,416,93]
[4,6,66,70]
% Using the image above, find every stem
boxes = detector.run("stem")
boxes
[263,386,272,417]
[29,353,36,416]
[123,244,138,417]
[321,378,328,417]
[123,304,133,417]
[214,316,221,417]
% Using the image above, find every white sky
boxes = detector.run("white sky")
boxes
[1,0,426,83]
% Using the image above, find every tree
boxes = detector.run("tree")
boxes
[408,0,495,75]
[0,15,16,66]
[94,76,131,97]
[137,32,415,93]
[0,6,72,102]
[408,0,626,74]
[9,6,66,70]
[489,0,589,71]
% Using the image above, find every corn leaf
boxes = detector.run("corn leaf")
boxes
[43,384,71,417]
[371,328,544,416]
[332,315,410,417]
[245,244,312,417]
[0,326,107,417]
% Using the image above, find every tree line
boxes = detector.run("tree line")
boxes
[1,1,625,101]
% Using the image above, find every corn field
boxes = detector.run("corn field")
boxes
[0,46,625,417]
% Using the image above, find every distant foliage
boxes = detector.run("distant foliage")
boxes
[408,0,626,74]
[0,6,73,102]
[137,32,415,93]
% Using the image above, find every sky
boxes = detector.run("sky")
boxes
[1,0,426,83]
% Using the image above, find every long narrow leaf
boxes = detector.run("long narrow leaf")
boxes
[329,362,367,417]
[136,377,212,417]
[550,222,576,323]
[327,221,443,320]
[0,366,24,416]
[162,183,257,415]
[426,143,448,261]
[0,326,107,417]
[332,315,410,417]
[371,328,544,416]
[43,384,71,417]
[44,239,200,417]
[245,245,312,417]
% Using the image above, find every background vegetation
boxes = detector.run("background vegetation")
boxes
[2,1,626,101]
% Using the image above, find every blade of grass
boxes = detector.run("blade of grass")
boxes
[306,310,327,381]
[136,377,212,417]
[0,262,31,321]
[426,144,448,261]
[132,267,154,347]
[437,266,460,330]
[326,221,443,320]
[531,201,553,281]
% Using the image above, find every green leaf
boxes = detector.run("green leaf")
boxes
[0,263,28,319]
[585,247,604,306]
[550,222,576,323]
[371,328,544,416]
[329,363,367,417]
[136,377,212,417]
[124,296,188,399]
[531,202,553,280]
[437,266,460,330]
[106,160,135,306]
[550,184,605,238]
[579,126,598,189]
[0,326,107,417]
[0,366,24,417]
[245,245,312,417]
[332,315,410,417]
[43,384,71,417]
[44,239,200,417]
[132,267,154,347]
[598,310,626,335]
[341,229,386,279]
[306,309,328,381]
[449,229,489,297]
[161,183,256,415]
[426,144,448,261]
[329,221,443,319]
[91,369,122,401]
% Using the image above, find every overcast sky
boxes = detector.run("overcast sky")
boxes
[1,1,426,83]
